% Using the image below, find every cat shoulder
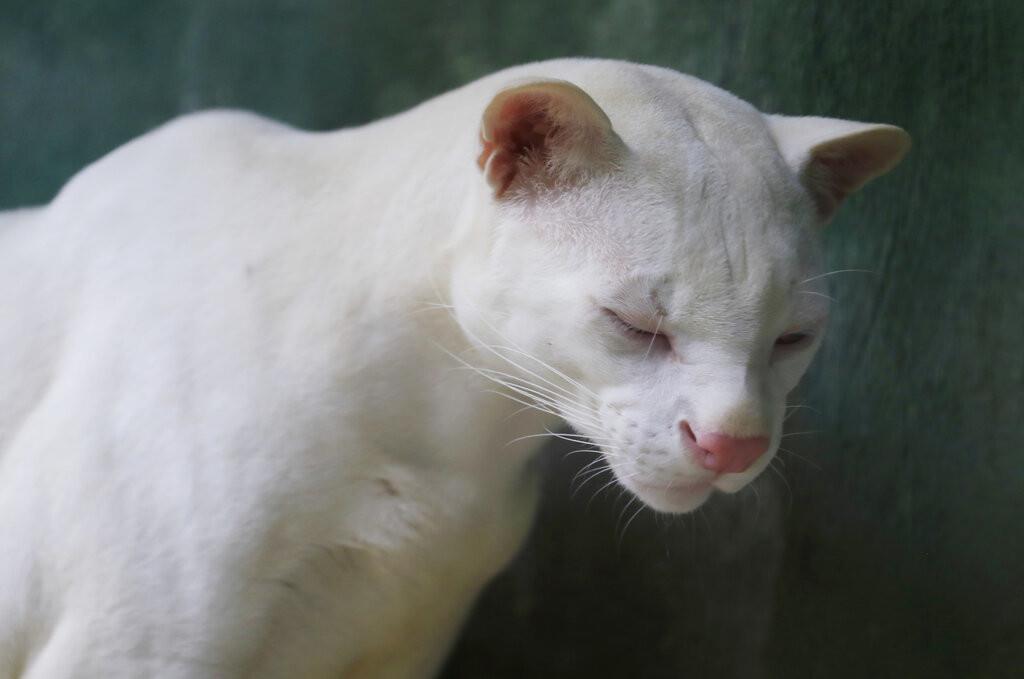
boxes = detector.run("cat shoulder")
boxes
[50,109,293,210]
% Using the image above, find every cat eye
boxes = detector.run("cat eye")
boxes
[602,308,670,352]
[775,332,811,347]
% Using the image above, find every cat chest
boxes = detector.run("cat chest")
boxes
[260,461,543,675]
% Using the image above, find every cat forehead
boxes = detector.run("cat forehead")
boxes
[516,170,818,342]
[518,179,817,338]
[524,145,815,282]
[582,92,811,252]
[623,157,813,281]
[499,68,820,298]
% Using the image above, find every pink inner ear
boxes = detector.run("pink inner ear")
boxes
[478,94,558,197]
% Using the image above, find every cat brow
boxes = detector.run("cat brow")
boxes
[609,276,668,318]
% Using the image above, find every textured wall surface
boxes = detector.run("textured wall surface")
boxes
[2,1,1021,677]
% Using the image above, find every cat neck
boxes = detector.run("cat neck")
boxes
[303,106,554,474]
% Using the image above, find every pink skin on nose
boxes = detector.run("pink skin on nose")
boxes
[681,422,770,474]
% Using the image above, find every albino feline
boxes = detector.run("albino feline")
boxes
[0,58,908,678]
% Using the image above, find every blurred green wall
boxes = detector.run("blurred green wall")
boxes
[2,1,1021,677]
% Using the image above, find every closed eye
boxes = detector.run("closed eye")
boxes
[601,308,671,353]
[774,331,812,348]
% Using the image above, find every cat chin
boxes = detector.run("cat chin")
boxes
[621,478,715,514]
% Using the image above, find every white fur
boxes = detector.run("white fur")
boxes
[0,59,907,677]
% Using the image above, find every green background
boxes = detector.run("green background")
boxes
[2,1,1021,676]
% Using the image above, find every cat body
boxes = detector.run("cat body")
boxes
[0,59,908,677]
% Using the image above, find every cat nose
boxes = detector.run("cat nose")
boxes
[680,421,770,474]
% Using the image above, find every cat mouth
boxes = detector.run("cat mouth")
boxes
[623,478,714,513]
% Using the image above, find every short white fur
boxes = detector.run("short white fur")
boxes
[0,59,909,677]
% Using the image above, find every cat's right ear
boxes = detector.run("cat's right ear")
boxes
[766,115,911,222]
[478,80,622,199]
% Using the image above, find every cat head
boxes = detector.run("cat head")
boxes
[456,71,909,513]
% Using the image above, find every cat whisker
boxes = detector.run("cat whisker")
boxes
[572,455,606,476]
[408,301,457,316]
[573,461,610,485]
[466,359,590,408]
[503,404,536,421]
[641,314,664,361]
[768,459,793,510]
[468,365,603,420]
[429,301,596,414]
[439,343,601,430]
[781,430,820,438]
[565,447,615,460]
[472,344,600,419]
[589,465,650,510]
[797,290,836,303]
[488,343,599,399]
[454,305,598,400]
[799,268,876,285]
[507,429,617,447]
[619,500,648,545]
[571,473,606,498]
[571,463,613,498]
[485,379,602,430]
[588,471,626,509]
[748,480,762,523]
[445,352,613,440]
[616,494,640,541]
[572,469,607,493]
[480,389,566,425]
[783,404,820,421]
[435,327,615,449]
[776,447,821,471]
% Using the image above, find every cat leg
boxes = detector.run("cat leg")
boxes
[20,618,93,679]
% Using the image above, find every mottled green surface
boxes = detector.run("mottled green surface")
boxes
[2,1,1021,676]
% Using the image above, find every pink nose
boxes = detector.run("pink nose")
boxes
[681,422,770,474]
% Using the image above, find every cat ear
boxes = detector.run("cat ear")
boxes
[766,115,911,222]
[478,80,622,198]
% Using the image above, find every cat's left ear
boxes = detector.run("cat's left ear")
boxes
[766,115,911,222]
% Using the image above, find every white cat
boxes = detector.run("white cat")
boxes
[0,58,908,678]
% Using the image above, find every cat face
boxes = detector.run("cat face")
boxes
[462,75,909,513]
